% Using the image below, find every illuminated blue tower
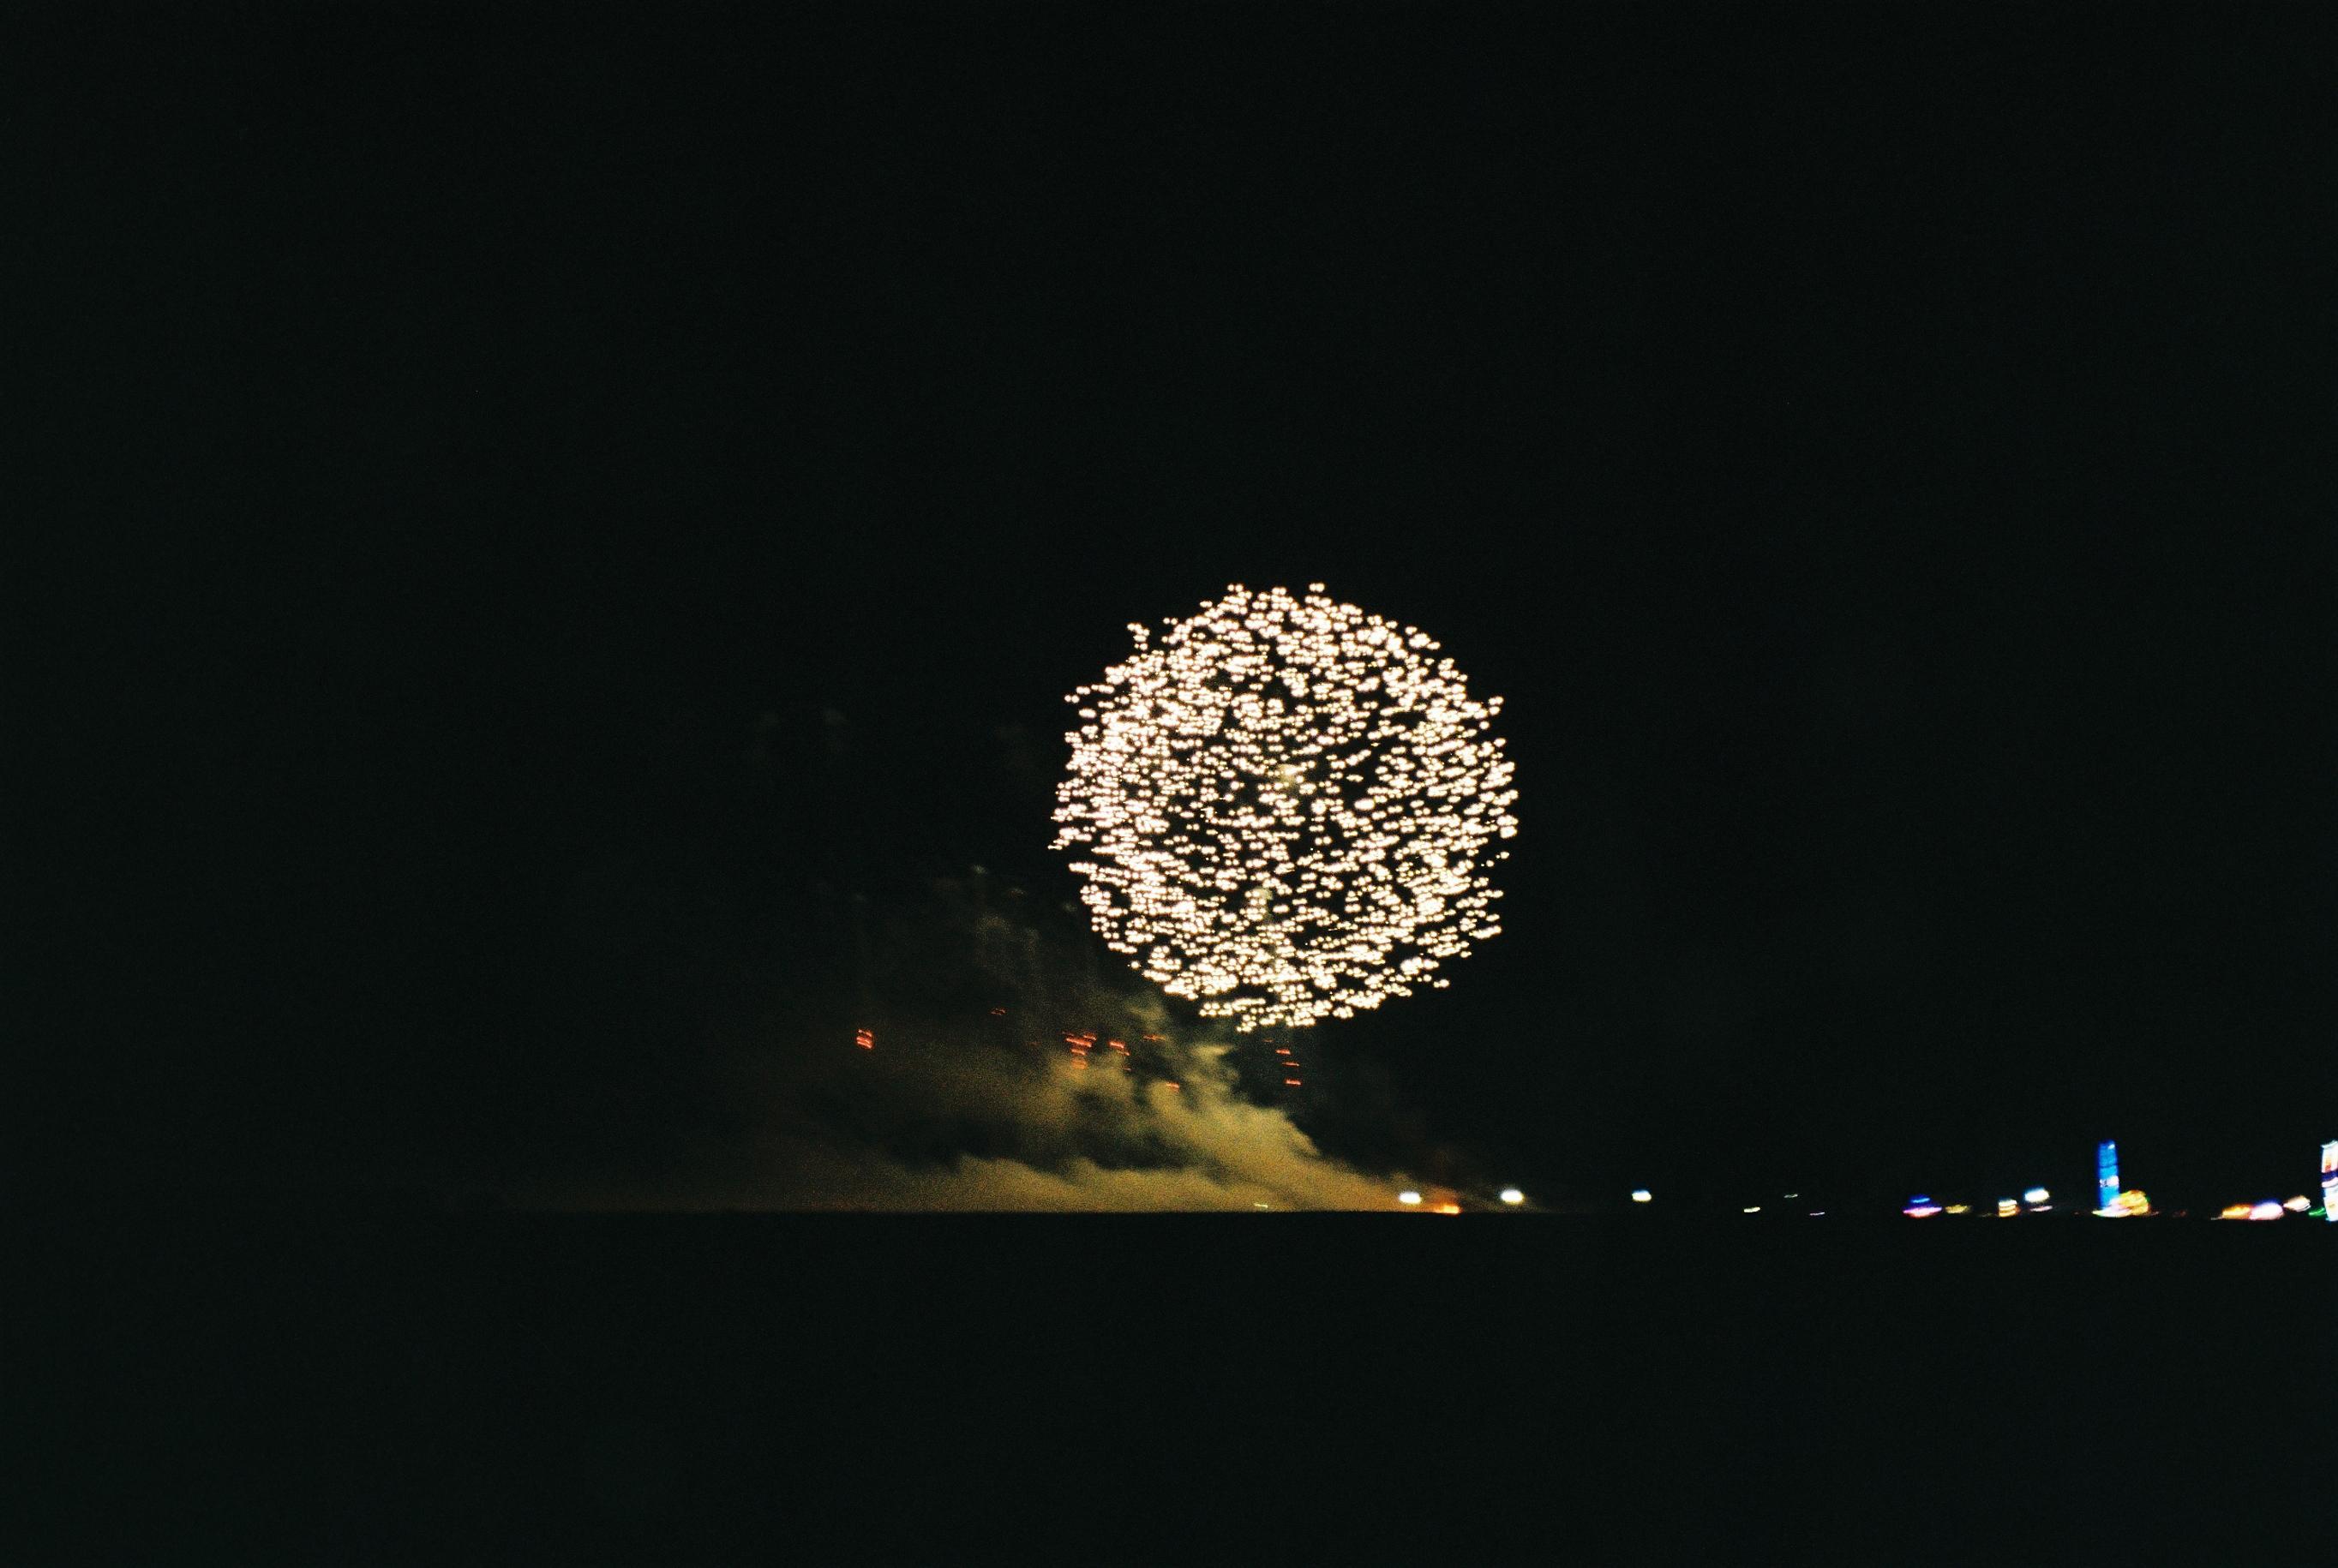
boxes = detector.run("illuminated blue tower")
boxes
[2096,1140,2119,1216]
[2322,1140,2335,1223]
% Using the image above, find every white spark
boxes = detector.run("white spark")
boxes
[1052,584,1518,1029]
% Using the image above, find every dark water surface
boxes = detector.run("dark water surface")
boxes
[22,1213,2333,1561]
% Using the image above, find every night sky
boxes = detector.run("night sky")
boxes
[26,4,2335,1212]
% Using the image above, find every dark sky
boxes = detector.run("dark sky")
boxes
[23,3,2335,1210]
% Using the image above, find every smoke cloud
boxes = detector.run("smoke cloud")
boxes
[510,888,1424,1211]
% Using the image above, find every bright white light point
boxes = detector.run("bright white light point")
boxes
[1630,1189,1652,1203]
[1498,1188,1525,1206]
[1051,584,1518,1030]
[2023,1188,2049,1205]
[1397,1190,1423,1206]
[1743,1206,1761,1213]
[2250,1200,2283,1220]
[2282,1195,2311,1212]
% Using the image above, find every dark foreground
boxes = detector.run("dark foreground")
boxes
[21,1213,2335,1563]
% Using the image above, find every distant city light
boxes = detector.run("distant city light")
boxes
[2249,1200,2284,1221]
[1903,1196,1943,1218]
[1998,1199,2018,1218]
[1944,1203,1972,1215]
[1397,1190,1423,1206]
[854,1027,874,1050]
[1433,1202,1462,1215]
[2282,1196,2311,1213]
[2217,1204,2255,1220]
[2023,1187,2050,1205]
[2323,1140,2337,1224]
[1630,1189,1652,1204]
[2115,1189,2149,1216]
[1498,1188,1525,1206]
[2096,1140,2120,1215]
[1742,1206,1761,1214]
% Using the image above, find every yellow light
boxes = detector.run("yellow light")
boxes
[1944,1204,1971,1215]
[2218,1203,2254,1220]
[1052,584,1518,1030]
[1997,1200,2017,1217]
[1433,1202,1462,1215]
[1630,1189,1652,1203]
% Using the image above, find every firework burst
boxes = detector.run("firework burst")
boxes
[1052,584,1518,1029]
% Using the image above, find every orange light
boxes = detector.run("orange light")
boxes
[1283,1078,1302,1086]
[989,1007,1006,1016]
[1163,1082,1181,1090]
[854,1028,874,1050]
[1434,1203,1461,1215]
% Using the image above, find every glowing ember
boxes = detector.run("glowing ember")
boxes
[1052,584,1518,1030]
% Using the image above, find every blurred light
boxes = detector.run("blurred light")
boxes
[2023,1188,2049,1205]
[1944,1204,1972,1215]
[2218,1204,2254,1220]
[854,1027,874,1050]
[1433,1202,1462,1215]
[1398,1191,1422,1206]
[1998,1200,2018,1218]
[2117,1189,2149,1216]
[1630,1189,1652,1203]
[1742,1206,1761,1214]
[1498,1188,1525,1206]
[1808,1212,1825,1217]
[1903,1200,1942,1218]
[2281,1196,2310,1213]
[2323,1140,2337,1223]
[2097,1140,2119,1215]
[1254,1202,1271,1209]
[2249,1201,2283,1221]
